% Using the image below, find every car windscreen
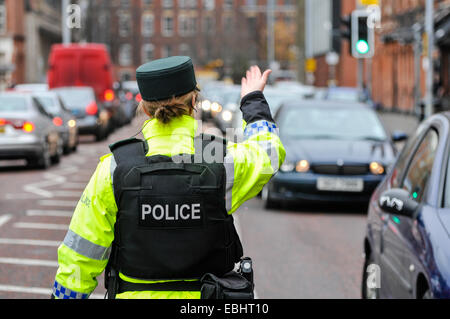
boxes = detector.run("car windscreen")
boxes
[35,96,60,114]
[54,89,95,109]
[279,106,387,141]
[326,89,360,102]
[0,96,29,112]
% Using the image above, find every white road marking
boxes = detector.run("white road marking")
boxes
[14,222,69,230]
[61,182,86,189]
[0,257,58,267]
[0,284,104,299]
[53,191,82,198]
[0,215,12,228]
[26,210,72,217]
[38,200,78,207]
[4,193,39,200]
[0,238,61,247]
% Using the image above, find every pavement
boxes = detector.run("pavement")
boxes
[0,111,419,299]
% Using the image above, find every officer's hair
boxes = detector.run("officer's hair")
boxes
[138,89,199,124]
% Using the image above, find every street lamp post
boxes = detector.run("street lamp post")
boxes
[62,0,71,45]
[425,0,434,118]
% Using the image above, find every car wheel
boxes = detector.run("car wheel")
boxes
[361,252,380,299]
[262,185,281,210]
[28,141,51,169]
[51,140,63,164]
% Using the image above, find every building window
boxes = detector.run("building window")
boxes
[120,0,130,7]
[224,0,233,10]
[119,44,133,66]
[179,44,190,57]
[163,0,173,8]
[203,16,215,34]
[142,0,153,6]
[162,16,174,36]
[142,44,154,62]
[203,0,215,10]
[179,0,188,8]
[223,16,233,31]
[142,13,154,37]
[189,0,197,8]
[0,0,6,34]
[179,15,189,37]
[118,12,131,37]
[162,45,172,58]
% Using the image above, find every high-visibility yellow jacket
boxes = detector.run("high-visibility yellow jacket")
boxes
[52,91,285,299]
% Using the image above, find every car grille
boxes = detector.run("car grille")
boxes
[312,164,369,176]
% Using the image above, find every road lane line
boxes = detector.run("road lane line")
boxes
[0,257,58,267]
[38,200,78,207]
[53,191,82,198]
[14,222,69,230]
[26,210,73,217]
[0,284,104,299]
[61,183,86,189]
[0,238,61,247]
[0,215,12,228]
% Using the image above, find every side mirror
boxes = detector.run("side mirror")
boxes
[379,188,419,218]
[392,131,408,143]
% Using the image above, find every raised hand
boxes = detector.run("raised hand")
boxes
[241,66,272,99]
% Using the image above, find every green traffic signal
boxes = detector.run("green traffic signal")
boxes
[356,39,370,55]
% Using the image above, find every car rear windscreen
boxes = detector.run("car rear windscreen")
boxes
[35,96,59,114]
[0,96,29,112]
[55,89,95,110]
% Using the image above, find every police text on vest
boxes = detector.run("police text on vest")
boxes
[141,203,201,221]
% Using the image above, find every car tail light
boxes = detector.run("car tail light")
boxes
[126,92,133,100]
[135,93,142,103]
[86,101,99,115]
[0,118,35,132]
[22,121,35,133]
[104,89,115,102]
[53,117,63,127]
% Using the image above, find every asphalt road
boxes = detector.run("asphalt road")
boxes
[0,112,419,299]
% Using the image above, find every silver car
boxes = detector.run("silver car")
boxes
[0,92,62,169]
[33,91,79,154]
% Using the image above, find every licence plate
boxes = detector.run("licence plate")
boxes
[0,126,5,133]
[317,177,364,192]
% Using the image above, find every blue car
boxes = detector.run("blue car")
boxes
[363,113,450,299]
[262,101,406,208]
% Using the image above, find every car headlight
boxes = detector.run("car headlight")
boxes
[68,119,76,128]
[222,110,233,122]
[211,102,222,113]
[296,160,310,173]
[370,162,384,175]
[280,160,295,172]
[202,100,211,111]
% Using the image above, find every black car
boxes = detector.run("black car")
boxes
[362,113,450,299]
[262,101,407,208]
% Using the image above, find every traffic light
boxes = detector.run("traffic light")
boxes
[351,10,375,58]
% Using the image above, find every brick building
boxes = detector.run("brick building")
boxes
[308,0,450,114]
[0,0,64,89]
[86,0,299,82]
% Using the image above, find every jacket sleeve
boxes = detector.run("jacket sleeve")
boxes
[225,91,286,214]
[52,154,117,299]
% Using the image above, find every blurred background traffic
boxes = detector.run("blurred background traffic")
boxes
[0,0,449,299]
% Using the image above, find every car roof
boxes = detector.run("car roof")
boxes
[0,91,34,99]
[51,86,94,92]
[279,99,369,110]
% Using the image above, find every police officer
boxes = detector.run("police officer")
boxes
[52,56,285,299]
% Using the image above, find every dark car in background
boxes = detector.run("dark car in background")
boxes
[262,101,406,209]
[33,91,79,154]
[362,113,450,299]
[52,87,110,141]
[0,92,62,169]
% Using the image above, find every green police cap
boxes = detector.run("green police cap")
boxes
[136,56,197,102]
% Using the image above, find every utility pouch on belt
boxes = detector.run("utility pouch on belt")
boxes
[200,271,254,299]
[200,257,254,299]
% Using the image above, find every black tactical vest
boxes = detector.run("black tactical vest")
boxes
[109,135,243,281]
